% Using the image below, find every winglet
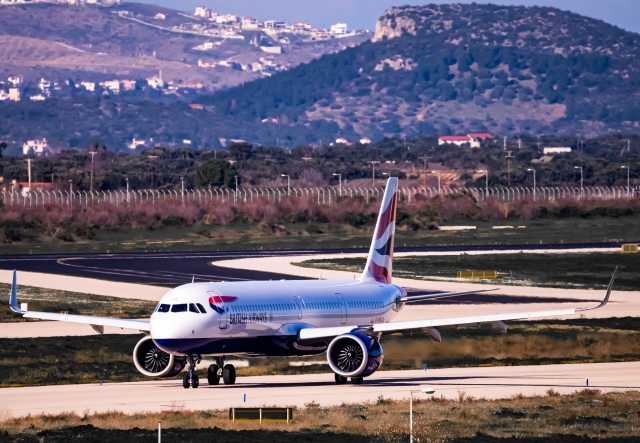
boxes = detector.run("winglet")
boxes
[578,266,618,312]
[9,269,25,314]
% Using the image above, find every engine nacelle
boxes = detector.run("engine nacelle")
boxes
[133,335,185,378]
[327,333,384,378]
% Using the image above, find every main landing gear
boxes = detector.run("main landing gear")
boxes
[206,356,236,386]
[334,373,363,385]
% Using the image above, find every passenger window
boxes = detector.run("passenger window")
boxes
[189,303,199,313]
[171,304,188,313]
[157,304,170,313]
[196,303,207,313]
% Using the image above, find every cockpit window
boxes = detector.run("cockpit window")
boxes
[157,304,171,313]
[189,303,199,313]
[196,303,207,313]
[171,304,188,313]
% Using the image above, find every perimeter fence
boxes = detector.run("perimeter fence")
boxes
[1,185,639,208]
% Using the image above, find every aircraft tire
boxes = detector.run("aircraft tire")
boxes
[208,364,220,385]
[223,364,236,385]
[192,374,199,389]
[183,374,190,389]
[335,373,347,385]
[351,377,364,385]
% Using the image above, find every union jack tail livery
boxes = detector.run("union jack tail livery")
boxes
[362,177,398,283]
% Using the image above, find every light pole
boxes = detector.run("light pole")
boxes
[89,151,97,193]
[621,166,630,197]
[574,166,583,196]
[69,180,73,206]
[410,388,436,443]
[181,176,184,205]
[527,168,536,201]
[333,173,342,195]
[281,174,290,196]
[430,170,441,194]
[505,151,514,188]
[417,156,429,187]
[235,175,238,204]
[367,161,380,187]
[478,170,488,198]
[126,177,129,203]
[25,158,32,193]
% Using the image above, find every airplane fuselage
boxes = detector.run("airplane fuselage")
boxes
[151,279,406,357]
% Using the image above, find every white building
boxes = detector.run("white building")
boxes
[292,21,312,32]
[360,137,372,145]
[128,138,146,150]
[241,16,259,29]
[30,94,46,101]
[38,78,51,93]
[194,6,211,18]
[81,81,96,92]
[330,22,348,35]
[335,137,348,144]
[22,139,49,156]
[265,19,287,29]
[0,90,8,101]
[438,135,480,148]
[216,14,237,24]
[154,13,166,20]
[8,75,22,86]
[101,80,120,93]
[9,88,20,101]
[544,147,572,154]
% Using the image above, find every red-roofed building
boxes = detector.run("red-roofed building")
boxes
[438,135,480,148]
[241,16,259,29]
[467,133,493,140]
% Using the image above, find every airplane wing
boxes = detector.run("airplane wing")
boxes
[9,270,150,333]
[298,267,618,342]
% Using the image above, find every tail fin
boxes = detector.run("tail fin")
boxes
[361,177,398,283]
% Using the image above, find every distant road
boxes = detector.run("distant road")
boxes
[2,362,638,416]
[0,242,626,287]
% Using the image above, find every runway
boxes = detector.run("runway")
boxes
[1,362,638,417]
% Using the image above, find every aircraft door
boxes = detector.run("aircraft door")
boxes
[208,291,228,330]
[293,296,303,320]
[335,293,347,324]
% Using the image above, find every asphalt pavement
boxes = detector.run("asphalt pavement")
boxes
[0,241,625,287]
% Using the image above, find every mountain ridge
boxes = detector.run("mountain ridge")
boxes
[202,3,640,142]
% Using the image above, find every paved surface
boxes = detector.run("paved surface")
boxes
[1,362,638,417]
[0,243,626,287]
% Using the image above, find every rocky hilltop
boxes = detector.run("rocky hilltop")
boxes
[204,3,640,141]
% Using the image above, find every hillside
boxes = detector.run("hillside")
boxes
[0,3,369,88]
[203,3,640,140]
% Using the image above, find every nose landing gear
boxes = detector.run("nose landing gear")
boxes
[183,354,202,389]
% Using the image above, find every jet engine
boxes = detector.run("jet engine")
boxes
[327,333,384,378]
[133,335,185,378]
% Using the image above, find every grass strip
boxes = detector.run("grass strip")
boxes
[0,390,639,441]
[297,251,640,291]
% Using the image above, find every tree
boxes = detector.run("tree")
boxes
[228,142,253,161]
[195,159,239,188]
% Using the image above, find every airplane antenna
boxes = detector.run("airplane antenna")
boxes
[192,276,195,283]
[319,273,322,280]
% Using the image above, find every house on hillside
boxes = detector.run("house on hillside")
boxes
[8,75,22,86]
[359,137,372,145]
[265,19,287,30]
[438,135,480,148]
[22,139,49,156]
[9,88,20,101]
[292,21,312,32]
[330,23,348,35]
[194,6,211,18]
[543,147,572,154]
[242,16,259,30]
[467,133,493,141]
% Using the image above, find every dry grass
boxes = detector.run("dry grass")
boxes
[0,283,156,323]
[0,390,639,440]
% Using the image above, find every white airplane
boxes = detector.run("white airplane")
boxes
[10,178,617,389]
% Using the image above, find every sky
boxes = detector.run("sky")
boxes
[132,0,640,34]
